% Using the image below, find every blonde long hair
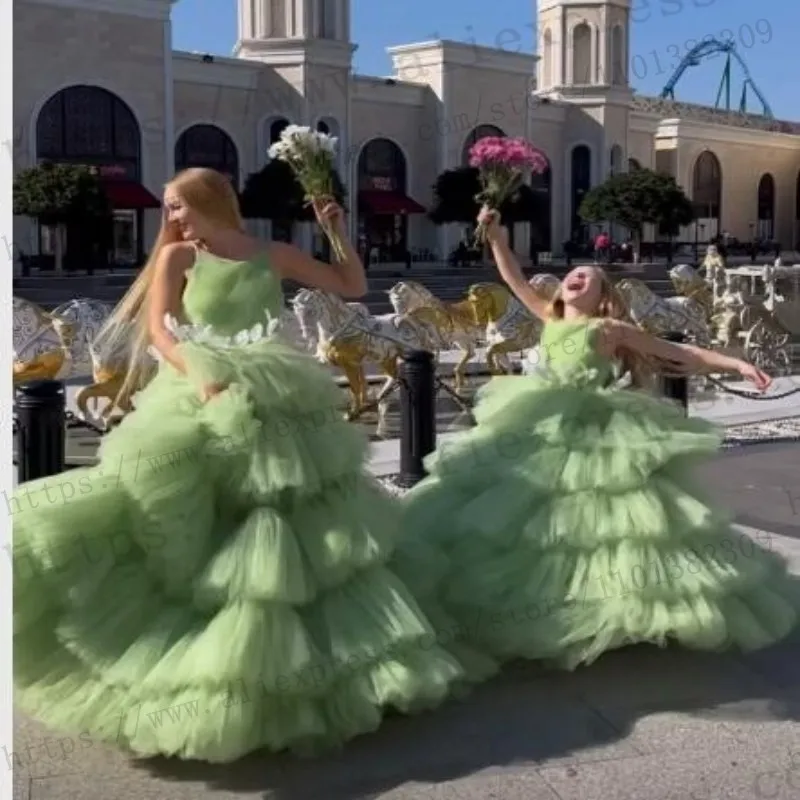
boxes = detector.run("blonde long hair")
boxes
[545,267,685,389]
[96,168,245,401]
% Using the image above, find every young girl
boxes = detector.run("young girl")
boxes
[12,168,495,763]
[396,207,798,671]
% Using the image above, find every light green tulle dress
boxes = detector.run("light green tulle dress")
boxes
[12,250,496,763]
[396,316,799,670]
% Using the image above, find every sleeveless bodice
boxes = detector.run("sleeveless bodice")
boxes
[539,317,614,384]
[182,250,283,335]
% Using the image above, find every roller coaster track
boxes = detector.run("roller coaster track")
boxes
[659,38,774,118]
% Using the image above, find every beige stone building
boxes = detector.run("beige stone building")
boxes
[12,0,800,268]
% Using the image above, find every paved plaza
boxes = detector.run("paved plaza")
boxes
[10,367,800,799]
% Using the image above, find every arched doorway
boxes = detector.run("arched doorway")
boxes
[756,173,775,240]
[35,84,157,268]
[461,124,505,165]
[691,151,721,241]
[529,158,552,259]
[570,145,592,242]
[175,124,239,189]
[357,138,423,263]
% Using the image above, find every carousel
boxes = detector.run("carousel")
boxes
[13,250,799,430]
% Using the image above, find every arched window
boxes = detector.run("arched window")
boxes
[175,124,239,189]
[572,23,591,84]
[757,173,775,239]
[691,150,722,239]
[611,25,625,85]
[461,125,505,166]
[269,118,290,145]
[35,84,148,267]
[628,158,641,171]
[571,145,591,240]
[358,138,407,193]
[542,29,553,88]
[317,0,337,38]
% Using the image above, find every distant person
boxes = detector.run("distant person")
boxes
[593,231,610,264]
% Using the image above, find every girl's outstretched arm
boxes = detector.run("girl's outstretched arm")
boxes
[480,207,550,320]
[270,200,367,298]
[602,319,772,391]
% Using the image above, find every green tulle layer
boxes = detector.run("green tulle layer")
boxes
[13,337,497,762]
[396,372,800,670]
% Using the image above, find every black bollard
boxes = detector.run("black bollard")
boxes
[15,380,66,482]
[660,332,689,414]
[396,350,436,488]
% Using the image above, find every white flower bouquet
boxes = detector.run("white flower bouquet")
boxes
[268,124,345,260]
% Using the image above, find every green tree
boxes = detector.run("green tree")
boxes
[429,166,540,225]
[239,159,347,225]
[13,163,111,272]
[578,168,694,263]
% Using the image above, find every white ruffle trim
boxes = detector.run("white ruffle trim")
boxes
[147,312,286,361]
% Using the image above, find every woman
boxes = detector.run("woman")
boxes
[12,168,496,763]
[396,208,798,671]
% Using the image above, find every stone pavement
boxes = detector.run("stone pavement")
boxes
[10,441,800,799]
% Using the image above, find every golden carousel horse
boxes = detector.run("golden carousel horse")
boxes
[387,280,482,391]
[13,296,140,427]
[290,288,445,421]
[13,297,77,383]
[50,298,140,427]
[464,276,559,374]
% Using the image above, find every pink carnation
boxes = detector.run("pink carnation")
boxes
[469,136,548,173]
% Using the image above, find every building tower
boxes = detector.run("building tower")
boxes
[535,0,631,97]
[236,0,350,46]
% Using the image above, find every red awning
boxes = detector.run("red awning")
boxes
[102,180,161,210]
[359,190,425,215]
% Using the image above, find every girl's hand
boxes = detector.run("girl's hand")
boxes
[737,361,771,392]
[477,206,507,245]
[199,382,228,402]
[313,198,345,233]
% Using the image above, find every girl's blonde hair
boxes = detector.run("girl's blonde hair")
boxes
[96,168,244,402]
[545,266,686,389]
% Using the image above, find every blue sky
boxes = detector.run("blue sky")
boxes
[172,0,796,120]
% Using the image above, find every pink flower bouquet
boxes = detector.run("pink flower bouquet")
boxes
[468,136,549,243]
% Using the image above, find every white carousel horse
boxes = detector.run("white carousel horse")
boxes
[291,295,370,356]
[615,277,711,345]
[290,288,444,420]
[49,298,115,378]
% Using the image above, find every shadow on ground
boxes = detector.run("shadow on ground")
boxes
[133,630,800,800]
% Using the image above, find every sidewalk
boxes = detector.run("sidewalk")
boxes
[11,437,800,799]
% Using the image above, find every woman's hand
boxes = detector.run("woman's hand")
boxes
[199,382,228,402]
[313,198,346,233]
[737,361,772,392]
[478,206,507,245]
